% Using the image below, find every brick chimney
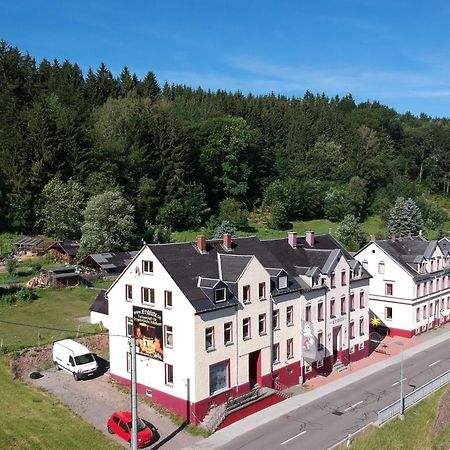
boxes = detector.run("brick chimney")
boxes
[223,233,232,251]
[197,235,207,254]
[391,234,397,242]
[288,231,297,249]
[306,230,315,247]
[370,234,377,241]
[408,232,413,239]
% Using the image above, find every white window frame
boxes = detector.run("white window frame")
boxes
[286,305,293,326]
[125,284,133,302]
[142,260,153,274]
[205,327,215,351]
[258,313,266,336]
[243,317,251,340]
[243,285,251,304]
[385,306,393,320]
[286,338,294,359]
[164,290,173,309]
[224,322,233,345]
[304,363,312,373]
[215,287,226,303]
[273,343,280,364]
[316,359,323,368]
[165,363,173,386]
[164,325,173,348]
[273,309,280,330]
[258,282,266,300]
[126,317,133,337]
[378,261,385,274]
[278,275,288,290]
[141,287,154,305]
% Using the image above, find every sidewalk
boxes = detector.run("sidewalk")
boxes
[186,323,450,449]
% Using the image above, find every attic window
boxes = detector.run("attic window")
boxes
[278,275,288,290]
[215,288,226,303]
[142,260,153,274]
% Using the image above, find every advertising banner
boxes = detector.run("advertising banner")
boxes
[301,320,317,363]
[133,306,164,361]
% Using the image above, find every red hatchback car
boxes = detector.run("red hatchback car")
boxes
[107,411,153,448]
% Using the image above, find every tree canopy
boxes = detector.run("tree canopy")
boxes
[0,41,448,244]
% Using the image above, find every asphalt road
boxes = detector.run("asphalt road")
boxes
[215,339,450,450]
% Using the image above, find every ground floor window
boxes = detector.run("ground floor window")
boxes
[304,363,312,374]
[358,342,364,351]
[165,363,173,386]
[316,359,323,368]
[209,360,229,396]
[349,345,355,354]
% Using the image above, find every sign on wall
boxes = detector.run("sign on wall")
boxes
[301,320,317,363]
[133,306,164,361]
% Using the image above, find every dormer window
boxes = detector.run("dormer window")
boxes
[215,288,226,303]
[278,275,288,290]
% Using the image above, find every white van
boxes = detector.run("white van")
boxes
[53,339,98,380]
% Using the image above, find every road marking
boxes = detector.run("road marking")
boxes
[392,378,407,387]
[429,360,441,367]
[280,430,307,445]
[343,400,363,412]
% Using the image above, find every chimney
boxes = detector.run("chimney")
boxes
[306,230,315,247]
[391,234,397,242]
[419,230,423,237]
[197,235,206,254]
[223,233,232,251]
[408,232,413,240]
[370,234,377,241]
[288,231,297,249]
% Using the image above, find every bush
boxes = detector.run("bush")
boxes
[0,287,35,306]
[218,198,249,229]
[269,202,289,230]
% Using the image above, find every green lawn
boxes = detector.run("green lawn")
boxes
[0,355,120,450]
[173,217,385,243]
[342,386,450,450]
[0,286,102,352]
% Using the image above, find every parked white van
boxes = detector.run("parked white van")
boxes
[53,339,98,380]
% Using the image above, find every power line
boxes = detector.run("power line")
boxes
[0,318,126,338]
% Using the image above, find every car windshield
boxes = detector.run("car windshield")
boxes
[74,353,94,365]
[128,419,147,432]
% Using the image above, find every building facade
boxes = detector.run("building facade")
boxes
[107,232,370,423]
[355,235,450,338]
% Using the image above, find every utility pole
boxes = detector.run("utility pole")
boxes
[129,336,138,450]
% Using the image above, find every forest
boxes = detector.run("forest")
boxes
[0,41,449,254]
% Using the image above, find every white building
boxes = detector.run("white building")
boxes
[355,235,450,338]
[106,232,370,424]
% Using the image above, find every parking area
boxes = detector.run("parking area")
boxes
[29,367,202,449]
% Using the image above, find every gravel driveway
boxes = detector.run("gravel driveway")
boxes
[30,367,202,449]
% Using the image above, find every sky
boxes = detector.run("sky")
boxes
[1,0,450,117]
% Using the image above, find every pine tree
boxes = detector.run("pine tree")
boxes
[387,197,424,237]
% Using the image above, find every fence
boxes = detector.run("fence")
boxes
[378,369,450,426]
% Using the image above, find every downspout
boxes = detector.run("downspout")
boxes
[270,293,274,388]
[235,303,239,395]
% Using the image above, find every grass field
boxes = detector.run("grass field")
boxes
[0,286,102,351]
[0,355,120,450]
[173,216,384,243]
[342,386,450,449]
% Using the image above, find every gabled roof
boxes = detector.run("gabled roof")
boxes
[148,236,286,313]
[364,236,440,276]
[218,254,252,282]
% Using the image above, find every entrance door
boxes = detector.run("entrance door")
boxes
[248,350,261,388]
[332,326,341,363]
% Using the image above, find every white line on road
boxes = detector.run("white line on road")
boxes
[429,360,441,367]
[280,430,307,446]
[392,378,407,387]
[343,400,363,412]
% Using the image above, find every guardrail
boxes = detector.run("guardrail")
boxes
[378,369,450,426]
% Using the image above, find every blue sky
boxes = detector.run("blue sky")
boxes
[1,0,450,117]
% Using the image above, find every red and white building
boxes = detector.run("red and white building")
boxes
[106,232,370,424]
[355,235,450,338]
